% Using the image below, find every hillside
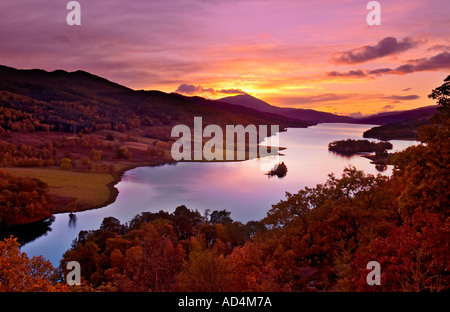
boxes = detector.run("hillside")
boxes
[362,119,430,140]
[217,94,437,130]
[356,105,437,125]
[172,93,313,128]
[218,94,276,113]
[0,65,307,134]
[0,65,310,218]
[217,94,354,123]
[359,106,437,140]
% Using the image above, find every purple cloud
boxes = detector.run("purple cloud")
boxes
[330,37,419,64]
[175,84,246,96]
[368,68,393,75]
[328,51,450,79]
[396,51,450,73]
[327,69,366,77]
[371,51,450,76]
[175,84,199,94]
[382,95,420,101]
[218,88,247,95]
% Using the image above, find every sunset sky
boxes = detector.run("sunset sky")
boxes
[1,0,449,116]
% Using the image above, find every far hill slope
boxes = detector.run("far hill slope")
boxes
[0,65,308,133]
[217,94,354,123]
[359,106,437,140]
[172,94,313,128]
[362,119,429,141]
[355,105,437,125]
[0,65,315,218]
[218,94,276,113]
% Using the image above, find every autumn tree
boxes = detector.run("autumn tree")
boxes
[428,74,450,115]
[0,236,67,292]
[392,74,450,218]
[110,221,185,291]
[350,213,449,292]
[346,75,450,291]
[60,157,72,170]
[0,170,54,227]
[225,239,294,292]
[210,210,233,225]
[176,237,229,291]
[172,205,204,240]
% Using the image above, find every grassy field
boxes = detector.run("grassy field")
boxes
[3,167,117,213]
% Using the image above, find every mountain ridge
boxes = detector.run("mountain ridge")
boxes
[355,105,437,125]
[0,64,435,129]
[217,94,354,124]
[0,65,310,134]
[216,93,437,126]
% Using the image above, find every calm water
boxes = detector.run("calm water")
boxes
[21,123,417,265]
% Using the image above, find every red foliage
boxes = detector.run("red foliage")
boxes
[351,213,449,292]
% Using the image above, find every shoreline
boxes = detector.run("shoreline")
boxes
[0,122,289,230]
[53,144,288,214]
[0,159,174,233]
[1,159,173,216]
[2,124,373,223]
[0,122,391,228]
[78,146,288,214]
[3,144,286,220]
[61,158,177,214]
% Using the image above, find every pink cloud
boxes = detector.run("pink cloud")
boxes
[330,37,420,64]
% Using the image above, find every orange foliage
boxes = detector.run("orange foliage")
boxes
[0,236,67,292]
[0,170,53,227]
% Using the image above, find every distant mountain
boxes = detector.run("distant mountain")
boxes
[172,93,313,128]
[0,65,308,135]
[217,94,438,127]
[218,94,276,113]
[277,107,354,124]
[355,105,437,125]
[359,106,438,140]
[362,119,430,141]
[1,64,436,140]
[217,94,354,123]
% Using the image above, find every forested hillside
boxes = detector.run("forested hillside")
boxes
[0,170,53,227]
[0,65,308,135]
[0,66,309,219]
[361,106,437,140]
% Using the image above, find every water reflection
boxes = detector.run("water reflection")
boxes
[0,217,55,247]
[328,151,355,159]
[265,162,288,178]
[375,163,388,172]
[68,213,77,228]
[329,152,389,172]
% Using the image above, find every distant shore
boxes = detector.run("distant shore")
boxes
[2,144,287,217]
[3,159,171,215]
